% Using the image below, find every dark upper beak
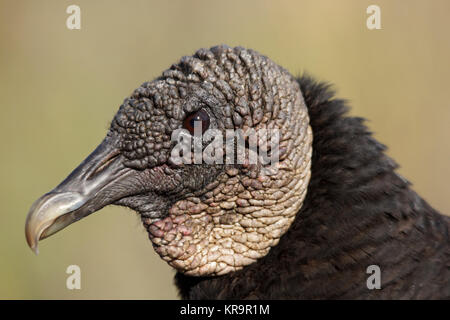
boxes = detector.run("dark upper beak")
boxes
[25,136,132,254]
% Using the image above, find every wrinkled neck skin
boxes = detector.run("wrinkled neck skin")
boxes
[143,139,312,276]
[140,63,313,276]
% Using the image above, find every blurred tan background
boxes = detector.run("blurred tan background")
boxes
[0,0,449,299]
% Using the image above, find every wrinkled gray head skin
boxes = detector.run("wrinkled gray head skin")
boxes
[26,45,313,276]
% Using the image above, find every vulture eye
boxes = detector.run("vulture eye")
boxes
[183,109,210,135]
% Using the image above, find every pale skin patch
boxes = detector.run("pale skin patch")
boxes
[143,111,313,276]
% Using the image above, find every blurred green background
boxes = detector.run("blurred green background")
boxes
[0,0,449,299]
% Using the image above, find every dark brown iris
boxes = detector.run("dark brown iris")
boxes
[183,109,210,135]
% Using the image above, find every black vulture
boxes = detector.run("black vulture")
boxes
[25,45,450,299]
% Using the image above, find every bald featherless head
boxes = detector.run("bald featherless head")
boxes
[25,45,313,276]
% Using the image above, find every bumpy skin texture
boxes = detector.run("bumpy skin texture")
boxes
[110,46,313,276]
[174,76,450,299]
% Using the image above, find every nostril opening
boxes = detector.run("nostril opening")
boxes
[88,151,121,180]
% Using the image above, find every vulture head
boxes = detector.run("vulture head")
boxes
[25,45,313,276]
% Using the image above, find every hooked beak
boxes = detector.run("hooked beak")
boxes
[25,137,132,254]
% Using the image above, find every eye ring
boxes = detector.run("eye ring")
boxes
[182,109,210,135]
